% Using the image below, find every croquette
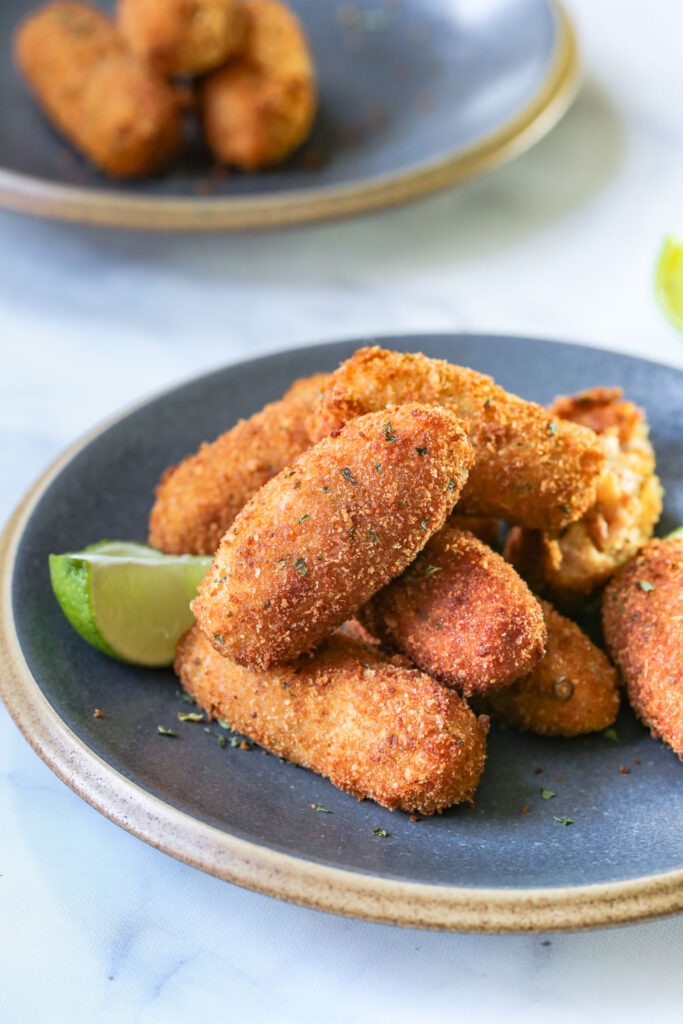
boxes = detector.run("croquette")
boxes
[488,600,620,736]
[15,2,181,178]
[360,527,546,698]
[149,373,327,555]
[199,0,316,169]
[603,537,683,758]
[119,0,246,76]
[176,625,489,813]
[192,403,473,669]
[505,388,662,601]
[447,514,500,549]
[308,347,606,532]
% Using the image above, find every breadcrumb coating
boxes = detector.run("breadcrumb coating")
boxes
[447,514,500,549]
[603,538,683,758]
[488,601,620,736]
[505,388,663,601]
[192,403,473,669]
[308,347,605,532]
[15,3,181,178]
[200,0,316,169]
[361,527,546,697]
[149,373,328,555]
[175,626,489,813]
[119,0,246,76]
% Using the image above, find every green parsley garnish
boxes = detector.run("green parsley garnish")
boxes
[547,421,558,436]
[372,828,389,838]
[420,519,429,531]
[367,529,380,544]
[638,580,655,592]
[177,712,204,723]
[672,615,683,621]
[217,719,231,730]
[483,397,492,408]
[602,726,619,742]
[322,485,329,492]
[447,478,456,492]
[424,564,442,579]
[177,691,195,705]
[374,462,381,474]
[340,467,358,486]
[294,557,308,576]
[383,421,398,442]
[554,816,575,827]
[312,805,332,813]
[415,446,428,456]
[540,789,556,800]
[298,514,310,524]
[559,504,572,515]
[217,734,227,749]
[157,725,178,737]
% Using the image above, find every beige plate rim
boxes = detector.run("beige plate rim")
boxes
[0,0,580,230]
[1,341,683,933]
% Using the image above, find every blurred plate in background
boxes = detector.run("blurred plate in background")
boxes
[0,0,579,228]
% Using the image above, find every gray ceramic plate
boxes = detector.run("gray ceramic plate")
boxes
[0,0,578,228]
[1,334,682,932]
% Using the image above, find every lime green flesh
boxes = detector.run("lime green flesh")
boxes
[49,542,212,667]
[665,526,683,541]
[655,236,683,332]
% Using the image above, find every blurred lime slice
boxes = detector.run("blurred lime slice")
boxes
[49,541,212,666]
[655,235,683,332]
[666,526,683,541]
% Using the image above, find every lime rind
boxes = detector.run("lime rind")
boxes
[49,552,120,660]
[655,235,683,333]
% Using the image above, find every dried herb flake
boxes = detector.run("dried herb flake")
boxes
[157,725,178,738]
[340,467,358,486]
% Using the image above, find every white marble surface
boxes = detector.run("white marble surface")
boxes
[2,0,683,1020]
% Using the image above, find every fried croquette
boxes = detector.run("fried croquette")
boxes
[149,373,328,556]
[308,347,606,532]
[192,404,474,669]
[447,514,500,549]
[15,2,181,178]
[505,388,663,601]
[488,601,620,736]
[119,0,246,76]
[603,538,683,758]
[175,625,489,813]
[200,0,316,169]
[360,527,546,698]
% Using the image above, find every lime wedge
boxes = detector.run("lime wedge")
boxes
[49,541,212,666]
[666,526,683,541]
[655,235,683,332]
